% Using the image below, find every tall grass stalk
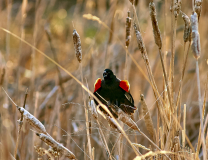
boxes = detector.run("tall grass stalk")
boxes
[196,60,206,160]
[1,1,208,158]
[14,88,28,158]
[96,120,113,160]
[80,61,93,160]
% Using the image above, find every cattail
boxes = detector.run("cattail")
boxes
[117,109,138,130]
[96,104,120,131]
[109,104,138,130]
[125,11,131,47]
[181,12,191,43]
[17,106,47,134]
[194,0,202,20]
[134,23,145,54]
[106,116,120,132]
[140,94,156,142]
[36,133,62,151]
[173,0,181,18]
[149,2,162,49]
[88,100,98,119]
[36,133,76,159]
[191,12,201,59]
[73,29,82,63]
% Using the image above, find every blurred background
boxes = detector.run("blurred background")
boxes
[0,0,208,159]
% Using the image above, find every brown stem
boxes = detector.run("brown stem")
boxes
[14,88,28,158]
[159,49,172,109]
[196,60,207,160]
[80,63,93,160]
[176,42,191,124]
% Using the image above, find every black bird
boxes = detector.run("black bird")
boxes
[93,69,136,118]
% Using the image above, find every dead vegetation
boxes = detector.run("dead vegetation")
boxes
[0,0,208,159]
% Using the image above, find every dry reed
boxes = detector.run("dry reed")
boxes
[36,132,76,159]
[73,29,92,159]
[1,1,208,159]
[191,11,206,160]
[149,2,172,112]
[14,88,28,158]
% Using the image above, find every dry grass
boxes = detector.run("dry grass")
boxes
[0,0,208,159]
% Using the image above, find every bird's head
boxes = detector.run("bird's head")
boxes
[103,69,115,81]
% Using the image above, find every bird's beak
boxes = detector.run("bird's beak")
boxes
[103,71,108,78]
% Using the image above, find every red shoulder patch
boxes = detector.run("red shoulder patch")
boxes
[119,80,130,92]
[94,78,102,92]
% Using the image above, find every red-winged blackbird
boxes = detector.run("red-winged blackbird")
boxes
[93,69,136,118]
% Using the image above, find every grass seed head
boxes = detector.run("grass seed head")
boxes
[34,146,46,157]
[149,2,162,49]
[73,29,82,63]
[83,14,102,24]
[126,11,132,47]
[191,12,201,59]
[181,12,191,43]
[117,109,138,130]
[132,143,150,151]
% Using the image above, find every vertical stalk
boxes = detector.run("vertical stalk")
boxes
[196,61,206,160]
[4,0,12,125]
[170,0,176,113]
[124,47,128,80]
[14,88,28,158]
[80,63,92,160]
[163,0,167,102]
[96,120,113,160]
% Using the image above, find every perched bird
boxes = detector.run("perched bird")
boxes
[93,69,136,118]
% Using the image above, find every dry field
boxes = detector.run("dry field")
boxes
[0,0,208,159]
